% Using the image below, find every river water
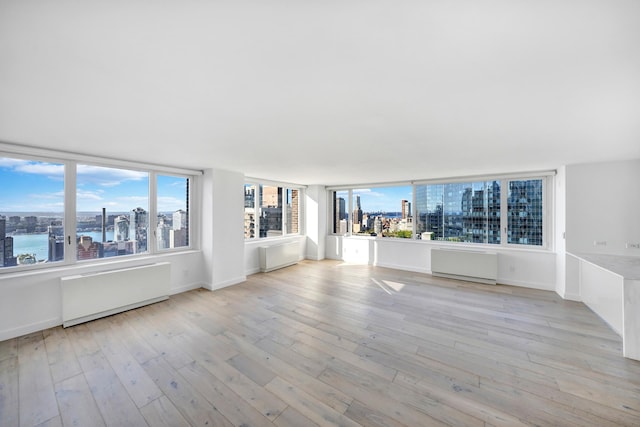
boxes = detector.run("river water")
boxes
[10,231,115,261]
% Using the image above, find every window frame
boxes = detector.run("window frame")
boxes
[0,145,200,274]
[329,172,553,250]
[244,179,304,241]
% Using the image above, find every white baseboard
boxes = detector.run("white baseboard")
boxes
[562,292,582,301]
[206,276,247,291]
[497,278,555,291]
[374,261,430,275]
[0,317,61,342]
[170,282,205,295]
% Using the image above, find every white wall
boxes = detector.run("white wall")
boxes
[244,236,307,275]
[326,236,557,291]
[0,251,206,341]
[566,159,640,257]
[202,168,246,290]
[305,185,327,261]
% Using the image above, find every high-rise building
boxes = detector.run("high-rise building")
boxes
[401,199,411,219]
[173,209,187,230]
[259,186,282,237]
[353,195,363,233]
[334,196,346,234]
[508,180,543,245]
[114,215,129,241]
[77,235,102,260]
[130,207,148,253]
[48,225,64,262]
[156,215,170,249]
[0,217,17,267]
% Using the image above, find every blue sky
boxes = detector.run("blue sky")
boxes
[350,186,413,212]
[0,157,187,213]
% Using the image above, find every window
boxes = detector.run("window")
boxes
[244,184,257,239]
[332,190,349,235]
[260,185,283,237]
[76,165,149,260]
[331,175,547,248]
[416,181,500,243]
[332,186,414,238]
[245,181,302,239]
[157,175,190,250]
[0,147,198,272]
[0,157,65,268]
[285,189,299,234]
[507,179,543,246]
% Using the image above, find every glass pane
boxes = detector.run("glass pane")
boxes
[76,165,149,259]
[353,186,413,238]
[260,185,282,237]
[0,157,65,268]
[244,184,256,239]
[157,175,189,250]
[332,190,349,235]
[508,179,543,246]
[416,181,500,244]
[416,184,443,240]
[285,189,299,234]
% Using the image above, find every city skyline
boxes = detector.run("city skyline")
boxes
[0,157,187,213]
[350,186,413,213]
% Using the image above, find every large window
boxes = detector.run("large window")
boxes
[416,181,500,243]
[353,186,413,238]
[0,157,65,268]
[331,186,414,238]
[0,150,196,271]
[331,176,547,248]
[76,165,149,260]
[244,181,302,239]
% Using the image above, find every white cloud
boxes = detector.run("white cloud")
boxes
[158,196,185,212]
[0,158,29,168]
[15,163,64,177]
[77,165,147,187]
[77,190,104,201]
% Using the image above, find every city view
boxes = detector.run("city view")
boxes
[333,180,543,245]
[0,157,189,268]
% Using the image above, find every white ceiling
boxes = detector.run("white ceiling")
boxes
[1,0,639,185]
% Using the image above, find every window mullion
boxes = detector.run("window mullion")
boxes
[149,172,158,254]
[65,161,77,263]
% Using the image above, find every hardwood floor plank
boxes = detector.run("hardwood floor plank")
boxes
[174,333,287,421]
[222,330,354,414]
[273,406,321,427]
[87,321,163,408]
[139,396,190,427]
[54,373,105,427]
[0,356,19,426]
[178,360,274,426]
[43,327,82,385]
[18,332,59,427]
[142,355,234,427]
[77,351,149,426]
[0,337,18,362]
[265,376,360,427]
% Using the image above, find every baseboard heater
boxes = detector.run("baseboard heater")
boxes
[61,262,171,327]
[259,241,299,272]
[431,248,498,285]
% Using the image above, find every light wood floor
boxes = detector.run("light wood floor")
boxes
[2,260,640,427]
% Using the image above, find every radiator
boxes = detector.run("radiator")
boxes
[61,262,171,327]
[431,248,498,285]
[259,241,299,272]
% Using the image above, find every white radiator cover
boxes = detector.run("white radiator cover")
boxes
[61,262,171,327]
[431,248,498,285]
[259,241,299,272]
